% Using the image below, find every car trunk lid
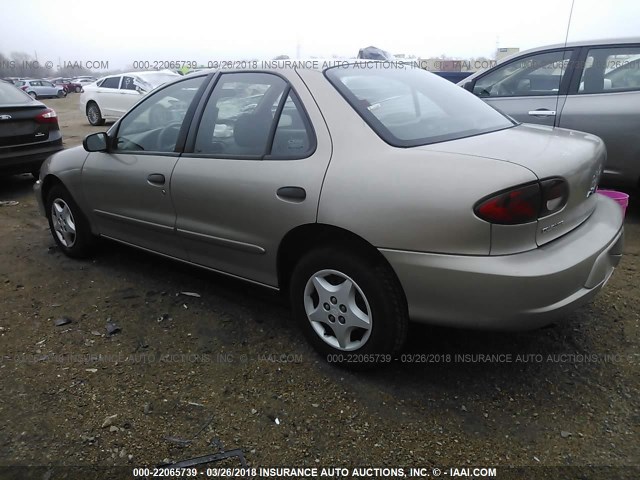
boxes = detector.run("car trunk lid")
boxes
[0,105,51,148]
[417,123,605,247]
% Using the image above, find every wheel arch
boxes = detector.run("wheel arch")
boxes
[41,174,64,207]
[276,223,406,301]
[41,174,97,235]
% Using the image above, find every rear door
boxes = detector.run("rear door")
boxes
[470,49,576,126]
[172,71,331,287]
[559,44,640,186]
[82,75,206,256]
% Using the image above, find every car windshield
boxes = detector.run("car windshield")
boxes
[0,81,33,104]
[325,64,515,147]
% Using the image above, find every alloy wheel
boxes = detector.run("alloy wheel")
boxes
[51,198,77,248]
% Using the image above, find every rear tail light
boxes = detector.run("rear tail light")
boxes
[540,178,569,217]
[474,178,568,225]
[20,85,28,91]
[35,108,59,125]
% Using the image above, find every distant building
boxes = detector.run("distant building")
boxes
[496,47,520,61]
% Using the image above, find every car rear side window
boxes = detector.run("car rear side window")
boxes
[578,46,640,94]
[326,65,514,147]
[267,91,316,158]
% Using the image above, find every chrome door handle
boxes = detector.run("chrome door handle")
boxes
[528,109,556,117]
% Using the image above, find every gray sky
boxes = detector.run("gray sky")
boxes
[1,0,638,69]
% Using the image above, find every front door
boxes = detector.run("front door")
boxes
[471,49,575,127]
[82,75,207,257]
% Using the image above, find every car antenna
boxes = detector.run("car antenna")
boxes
[556,0,575,122]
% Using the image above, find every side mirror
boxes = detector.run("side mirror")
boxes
[83,132,109,152]
[463,81,474,92]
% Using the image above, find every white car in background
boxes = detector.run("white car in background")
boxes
[73,77,98,87]
[79,70,180,125]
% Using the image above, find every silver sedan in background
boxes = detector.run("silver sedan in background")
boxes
[34,63,624,367]
[460,37,640,189]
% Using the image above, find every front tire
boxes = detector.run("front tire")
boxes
[46,184,96,258]
[75,86,81,93]
[57,90,66,98]
[86,102,105,126]
[290,247,408,368]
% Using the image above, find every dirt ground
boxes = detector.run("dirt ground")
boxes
[0,96,638,479]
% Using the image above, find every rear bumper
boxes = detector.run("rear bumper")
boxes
[0,139,63,175]
[381,195,624,330]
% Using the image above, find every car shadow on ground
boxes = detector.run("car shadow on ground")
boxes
[83,229,620,409]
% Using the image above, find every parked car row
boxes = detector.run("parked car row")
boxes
[34,62,624,367]
[0,76,98,94]
[14,79,67,99]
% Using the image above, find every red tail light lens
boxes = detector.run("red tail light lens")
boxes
[35,108,59,124]
[475,178,568,225]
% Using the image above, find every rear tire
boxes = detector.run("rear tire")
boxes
[28,92,37,99]
[290,247,408,369]
[86,103,105,126]
[57,90,66,98]
[75,86,81,93]
[45,184,96,258]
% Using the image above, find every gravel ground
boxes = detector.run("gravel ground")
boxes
[0,96,638,479]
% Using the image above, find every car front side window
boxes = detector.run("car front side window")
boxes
[473,50,573,98]
[113,76,205,154]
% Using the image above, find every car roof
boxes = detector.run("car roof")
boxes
[183,59,409,77]
[99,70,181,79]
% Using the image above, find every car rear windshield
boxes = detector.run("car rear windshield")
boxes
[138,72,180,89]
[325,65,515,147]
[0,81,33,105]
